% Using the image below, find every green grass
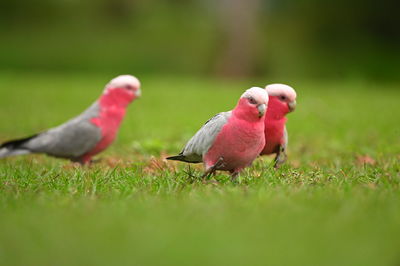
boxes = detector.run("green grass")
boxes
[0,72,399,266]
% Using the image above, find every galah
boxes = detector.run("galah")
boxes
[167,87,268,179]
[260,84,297,168]
[0,75,141,164]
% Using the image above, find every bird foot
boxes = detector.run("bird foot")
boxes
[230,171,240,182]
[273,147,287,169]
[201,157,225,179]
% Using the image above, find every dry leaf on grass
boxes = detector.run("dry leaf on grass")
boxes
[144,154,176,174]
[356,155,376,165]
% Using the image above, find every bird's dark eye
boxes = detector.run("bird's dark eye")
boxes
[125,85,134,90]
[248,97,257,104]
[280,95,286,101]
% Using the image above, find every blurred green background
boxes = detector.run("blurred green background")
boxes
[1,2,400,266]
[0,0,399,80]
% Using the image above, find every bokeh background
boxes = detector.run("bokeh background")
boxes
[1,1,400,266]
[1,0,399,80]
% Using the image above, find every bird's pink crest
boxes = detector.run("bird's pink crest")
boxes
[101,75,141,108]
[105,75,141,93]
[241,87,269,104]
[234,87,269,121]
[265,84,297,115]
[265,84,296,102]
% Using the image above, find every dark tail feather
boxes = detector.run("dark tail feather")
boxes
[166,154,202,163]
[166,155,187,161]
[0,134,38,158]
[1,134,38,149]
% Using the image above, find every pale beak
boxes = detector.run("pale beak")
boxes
[288,100,296,112]
[135,88,142,98]
[257,104,266,117]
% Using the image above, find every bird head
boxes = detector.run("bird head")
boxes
[234,87,269,121]
[102,75,141,107]
[265,84,297,115]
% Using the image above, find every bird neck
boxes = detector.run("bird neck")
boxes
[232,98,264,123]
[266,96,289,121]
[99,88,136,109]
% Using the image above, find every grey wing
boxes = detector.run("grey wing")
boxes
[283,125,288,150]
[180,111,231,162]
[21,102,102,159]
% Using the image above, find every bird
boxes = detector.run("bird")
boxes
[167,87,268,180]
[260,83,297,168]
[0,75,141,164]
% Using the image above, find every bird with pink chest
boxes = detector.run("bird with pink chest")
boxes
[0,75,141,164]
[167,87,269,180]
[261,83,297,168]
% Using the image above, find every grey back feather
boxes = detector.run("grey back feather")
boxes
[19,102,102,160]
[283,125,288,149]
[180,111,231,163]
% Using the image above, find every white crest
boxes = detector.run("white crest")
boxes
[241,87,269,104]
[105,75,141,91]
[265,84,296,101]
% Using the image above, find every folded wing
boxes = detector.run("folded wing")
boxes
[167,111,231,163]
[0,102,102,161]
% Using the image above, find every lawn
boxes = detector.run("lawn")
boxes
[0,72,399,266]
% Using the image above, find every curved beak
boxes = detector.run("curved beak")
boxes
[257,104,267,117]
[135,88,142,98]
[288,100,296,112]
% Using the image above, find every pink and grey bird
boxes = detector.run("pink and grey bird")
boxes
[167,87,269,179]
[0,75,141,164]
[260,84,296,168]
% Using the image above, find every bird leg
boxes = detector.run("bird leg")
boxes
[201,157,225,179]
[230,171,240,182]
[274,145,287,169]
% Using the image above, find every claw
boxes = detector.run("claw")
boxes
[230,171,240,182]
[274,146,287,169]
[201,157,224,179]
